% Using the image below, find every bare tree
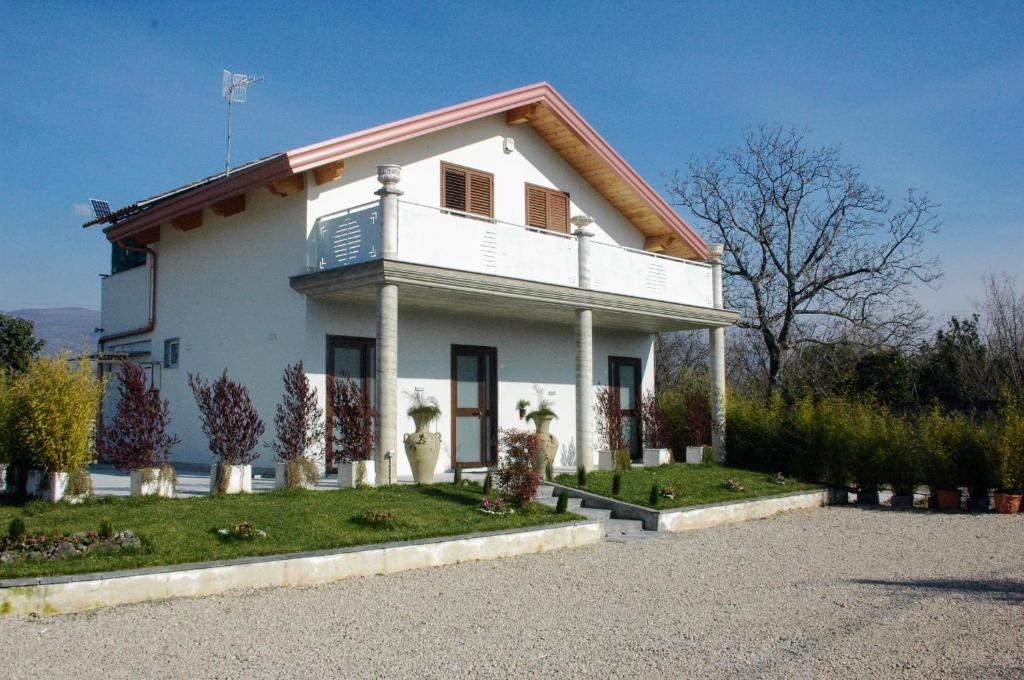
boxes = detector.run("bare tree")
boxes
[982,273,1024,398]
[670,126,941,389]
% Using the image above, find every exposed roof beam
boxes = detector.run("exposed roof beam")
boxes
[266,174,305,197]
[313,160,345,186]
[210,194,246,217]
[506,104,538,125]
[171,210,203,231]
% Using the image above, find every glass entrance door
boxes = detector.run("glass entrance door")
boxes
[451,345,497,468]
[609,356,642,462]
[326,336,375,473]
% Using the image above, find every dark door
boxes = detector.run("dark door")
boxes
[609,356,642,462]
[451,345,497,468]
[326,336,376,473]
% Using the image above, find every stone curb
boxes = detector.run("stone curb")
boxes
[0,520,601,616]
[547,482,838,531]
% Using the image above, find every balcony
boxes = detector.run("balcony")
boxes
[304,200,714,308]
[100,264,151,337]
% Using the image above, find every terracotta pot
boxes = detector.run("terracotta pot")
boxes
[993,492,1023,514]
[935,488,962,510]
[530,415,558,472]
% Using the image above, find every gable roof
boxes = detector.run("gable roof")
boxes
[88,82,707,260]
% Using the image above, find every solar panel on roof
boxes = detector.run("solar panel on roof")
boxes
[90,199,111,218]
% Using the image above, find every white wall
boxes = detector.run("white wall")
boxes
[306,301,655,477]
[100,264,150,336]
[307,113,646,249]
[141,186,310,466]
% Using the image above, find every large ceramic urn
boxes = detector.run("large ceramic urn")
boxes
[404,411,441,483]
[531,414,559,472]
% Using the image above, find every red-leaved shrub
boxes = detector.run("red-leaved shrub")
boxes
[329,377,377,464]
[638,390,671,449]
[270,361,324,463]
[496,428,541,507]
[103,362,179,471]
[595,385,625,450]
[188,370,264,465]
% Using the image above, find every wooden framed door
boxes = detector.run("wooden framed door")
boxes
[326,336,376,473]
[451,345,497,468]
[609,356,642,462]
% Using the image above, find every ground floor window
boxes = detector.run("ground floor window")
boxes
[609,355,642,461]
[326,336,375,472]
[451,344,497,468]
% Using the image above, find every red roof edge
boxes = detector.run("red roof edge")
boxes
[102,82,707,259]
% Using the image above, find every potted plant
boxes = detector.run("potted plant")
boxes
[516,399,530,421]
[330,377,377,488]
[269,361,324,489]
[683,387,711,464]
[188,370,264,494]
[919,408,961,510]
[958,420,996,513]
[994,401,1024,514]
[883,417,918,510]
[595,385,627,471]
[103,362,179,497]
[403,390,441,483]
[848,406,883,506]
[16,354,101,502]
[638,390,671,467]
[526,387,558,473]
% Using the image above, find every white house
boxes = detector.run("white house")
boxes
[86,82,737,483]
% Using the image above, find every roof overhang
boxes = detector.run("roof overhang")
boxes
[290,260,737,333]
[92,82,707,260]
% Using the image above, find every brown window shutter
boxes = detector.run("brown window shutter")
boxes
[467,171,494,218]
[525,184,569,233]
[442,164,468,212]
[547,191,569,233]
[526,186,548,229]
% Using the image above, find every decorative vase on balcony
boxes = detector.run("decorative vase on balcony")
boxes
[403,392,442,484]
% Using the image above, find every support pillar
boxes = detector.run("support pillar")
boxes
[571,215,595,471]
[707,243,727,464]
[375,165,402,484]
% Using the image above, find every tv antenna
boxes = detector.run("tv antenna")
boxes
[221,70,263,176]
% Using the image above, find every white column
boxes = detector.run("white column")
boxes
[707,243,727,464]
[375,165,402,484]
[571,215,595,471]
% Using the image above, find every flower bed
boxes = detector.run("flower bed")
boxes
[0,530,140,563]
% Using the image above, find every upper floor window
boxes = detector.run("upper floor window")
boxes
[111,241,147,275]
[441,162,493,219]
[525,184,570,233]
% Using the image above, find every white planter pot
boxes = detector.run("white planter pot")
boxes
[209,464,252,494]
[642,448,672,467]
[337,460,376,489]
[26,470,83,503]
[130,468,175,497]
[274,461,319,489]
[685,446,706,464]
[597,449,614,471]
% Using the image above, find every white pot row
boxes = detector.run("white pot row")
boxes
[595,447,704,470]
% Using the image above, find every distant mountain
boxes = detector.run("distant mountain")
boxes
[5,307,101,354]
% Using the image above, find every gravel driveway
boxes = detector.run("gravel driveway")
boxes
[2,507,1021,679]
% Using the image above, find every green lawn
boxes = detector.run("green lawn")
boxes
[0,483,578,579]
[554,464,821,509]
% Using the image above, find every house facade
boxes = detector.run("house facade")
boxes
[88,83,736,482]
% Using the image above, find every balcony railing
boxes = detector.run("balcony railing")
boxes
[306,200,713,308]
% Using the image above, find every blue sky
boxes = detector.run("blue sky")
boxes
[1,1,1021,323]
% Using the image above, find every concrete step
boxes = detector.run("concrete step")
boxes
[535,495,582,510]
[536,484,555,499]
[574,506,612,521]
[602,518,660,543]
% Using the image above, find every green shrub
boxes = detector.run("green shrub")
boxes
[8,517,25,541]
[649,482,659,506]
[15,354,102,473]
[612,471,622,496]
[612,449,631,471]
[883,414,921,496]
[99,517,114,540]
[576,463,586,487]
[453,466,462,486]
[918,407,957,491]
[995,402,1024,492]
[482,471,493,495]
[725,393,786,473]
[555,490,568,514]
